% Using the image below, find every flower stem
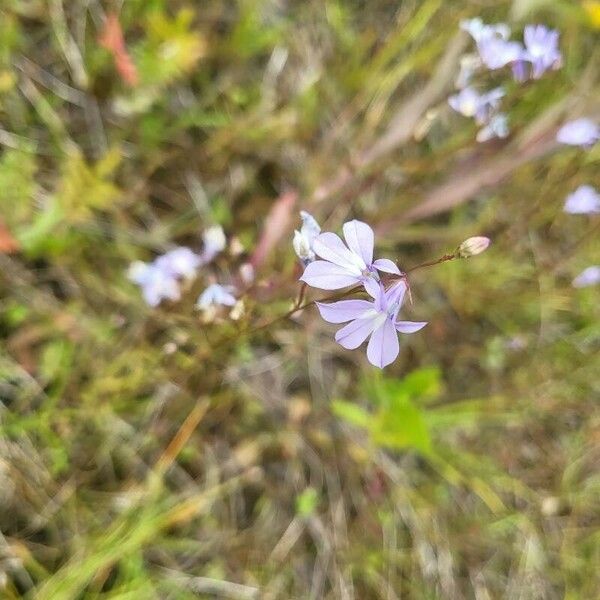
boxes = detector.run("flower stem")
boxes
[405,253,457,273]
[205,252,458,356]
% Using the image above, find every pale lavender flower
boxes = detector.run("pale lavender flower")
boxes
[476,35,523,70]
[300,220,401,298]
[128,261,180,307]
[519,25,562,80]
[200,225,226,263]
[316,281,427,369]
[461,18,511,43]
[556,119,600,148]
[563,185,600,215]
[196,283,237,310]
[155,247,202,279]
[448,87,505,125]
[476,113,509,142]
[293,211,321,264]
[129,246,201,306]
[572,266,600,288]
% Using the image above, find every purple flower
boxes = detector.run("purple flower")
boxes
[563,185,600,215]
[556,119,600,148]
[461,19,522,71]
[476,36,523,70]
[196,283,237,309]
[476,113,509,142]
[316,281,427,368]
[293,211,321,264]
[448,87,505,125]
[518,25,562,80]
[128,261,180,307]
[155,247,202,279]
[300,220,401,298]
[572,266,600,288]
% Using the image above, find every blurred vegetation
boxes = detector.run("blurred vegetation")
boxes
[0,0,599,598]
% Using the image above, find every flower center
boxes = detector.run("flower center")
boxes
[361,266,379,280]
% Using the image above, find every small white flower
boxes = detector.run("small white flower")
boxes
[201,225,226,263]
[196,283,237,310]
[477,113,509,143]
[155,247,201,279]
[128,261,180,307]
[448,87,504,125]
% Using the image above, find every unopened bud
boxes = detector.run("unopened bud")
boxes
[293,230,315,263]
[239,262,255,285]
[458,236,491,258]
[203,225,226,256]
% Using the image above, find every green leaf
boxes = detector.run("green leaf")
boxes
[394,366,442,401]
[370,395,432,455]
[331,400,371,428]
[295,488,319,517]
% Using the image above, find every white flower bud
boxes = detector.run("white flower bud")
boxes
[293,211,321,264]
[201,225,226,263]
[293,230,314,262]
[458,236,491,258]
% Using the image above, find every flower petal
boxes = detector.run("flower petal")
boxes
[316,300,375,323]
[384,280,407,308]
[395,321,427,334]
[300,260,360,290]
[363,277,382,300]
[367,319,399,369]
[342,220,374,265]
[334,317,378,350]
[372,258,401,275]
[312,233,364,272]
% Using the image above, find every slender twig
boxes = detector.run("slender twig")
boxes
[405,253,457,272]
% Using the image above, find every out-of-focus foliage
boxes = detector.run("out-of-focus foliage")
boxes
[0,1,598,599]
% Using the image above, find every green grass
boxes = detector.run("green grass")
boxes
[0,1,599,598]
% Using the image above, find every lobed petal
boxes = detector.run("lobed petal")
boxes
[367,319,399,368]
[395,321,428,334]
[334,317,378,350]
[316,300,375,324]
[312,232,364,273]
[300,260,360,290]
[384,280,407,307]
[372,259,401,275]
[342,220,374,266]
[363,277,383,300]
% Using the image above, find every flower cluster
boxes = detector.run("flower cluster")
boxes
[448,87,508,143]
[295,214,427,368]
[451,20,562,143]
[462,19,562,81]
[128,225,239,309]
[128,247,201,307]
